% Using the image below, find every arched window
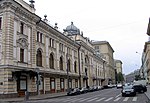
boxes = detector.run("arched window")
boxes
[74,61,77,73]
[67,59,71,72]
[60,56,63,70]
[49,53,54,69]
[36,49,42,66]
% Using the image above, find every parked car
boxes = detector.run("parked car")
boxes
[93,85,98,91]
[117,83,123,89]
[103,85,109,89]
[97,86,103,90]
[108,84,113,88]
[88,86,95,92]
[67,88,81,96]
[122,85,136,97]
[133,84,147,93]
[80,87,88,94]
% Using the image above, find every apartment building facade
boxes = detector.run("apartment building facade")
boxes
[92,41,116,85]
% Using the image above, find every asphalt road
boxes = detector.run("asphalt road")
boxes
[26,88,149,103]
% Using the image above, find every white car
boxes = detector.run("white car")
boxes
[117,83,123,89]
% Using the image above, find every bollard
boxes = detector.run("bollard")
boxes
[24,91,29,101]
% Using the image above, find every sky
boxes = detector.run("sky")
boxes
[24,0,149,75]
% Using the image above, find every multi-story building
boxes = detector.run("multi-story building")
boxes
[142,18,150,84]
[141,42,150,83]
[114,59,123,83]
[92,41,115,85]
[0,0,112,98]
[114,59,122,74]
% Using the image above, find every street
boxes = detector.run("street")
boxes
[26,88,149,103]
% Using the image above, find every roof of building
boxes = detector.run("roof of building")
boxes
[65,22,80,35]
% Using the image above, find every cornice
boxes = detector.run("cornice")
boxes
[0,0,41,24]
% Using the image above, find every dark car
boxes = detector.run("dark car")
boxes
[67,88,81,96]
[122,85,136,97]
[133,84,147,93]
[80,87,88,94]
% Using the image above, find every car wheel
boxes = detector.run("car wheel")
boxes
[122,94,125,97]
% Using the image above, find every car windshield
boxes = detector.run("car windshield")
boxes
[123,86,133,89]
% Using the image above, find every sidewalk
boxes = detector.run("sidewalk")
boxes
[0,92,67,103]
[145,85,150,101]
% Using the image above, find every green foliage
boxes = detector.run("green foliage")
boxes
[117,72,124,83]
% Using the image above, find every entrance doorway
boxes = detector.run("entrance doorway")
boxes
[17,75,27,97]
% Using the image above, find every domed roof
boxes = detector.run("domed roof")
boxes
[65,22,80,35]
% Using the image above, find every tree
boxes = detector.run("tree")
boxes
[134,75,141,81]
[117,72,124,83]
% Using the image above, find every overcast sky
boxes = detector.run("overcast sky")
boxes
[24,0,149,75]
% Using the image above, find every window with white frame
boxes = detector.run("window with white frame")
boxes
[37,31,43,43]
[49,38,55,48]
[59,43,63,51]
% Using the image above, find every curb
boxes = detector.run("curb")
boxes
[0,94,67,103]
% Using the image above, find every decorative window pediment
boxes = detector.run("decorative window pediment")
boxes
[17,38,28,49]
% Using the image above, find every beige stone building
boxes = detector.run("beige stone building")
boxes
[114,59,123,74]
[92,41,116,84]
[141,42,150,84]
[0,0,113,98]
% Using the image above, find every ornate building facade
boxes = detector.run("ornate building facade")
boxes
[0,0,115,98]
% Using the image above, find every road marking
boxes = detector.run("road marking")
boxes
[62,98,75,102]
[87,98,98,102]
[104,97,113,101]
[115,93,121,98]
[78,97,93,102]
[96,97,105,102]
[123,97,129,101]
[132,97,137,101]
[70,98,84,102]
[114,97,121,101]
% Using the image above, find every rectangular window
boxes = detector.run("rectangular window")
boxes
[37,32,39,42]
[40,33,42,43]
[20,22,24,34]
[49,38,51,47]
[59,43,63,51]
[52,39,54,48]
[20,48,24,62]
[95,46,99,49]
[0,17,2,29]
